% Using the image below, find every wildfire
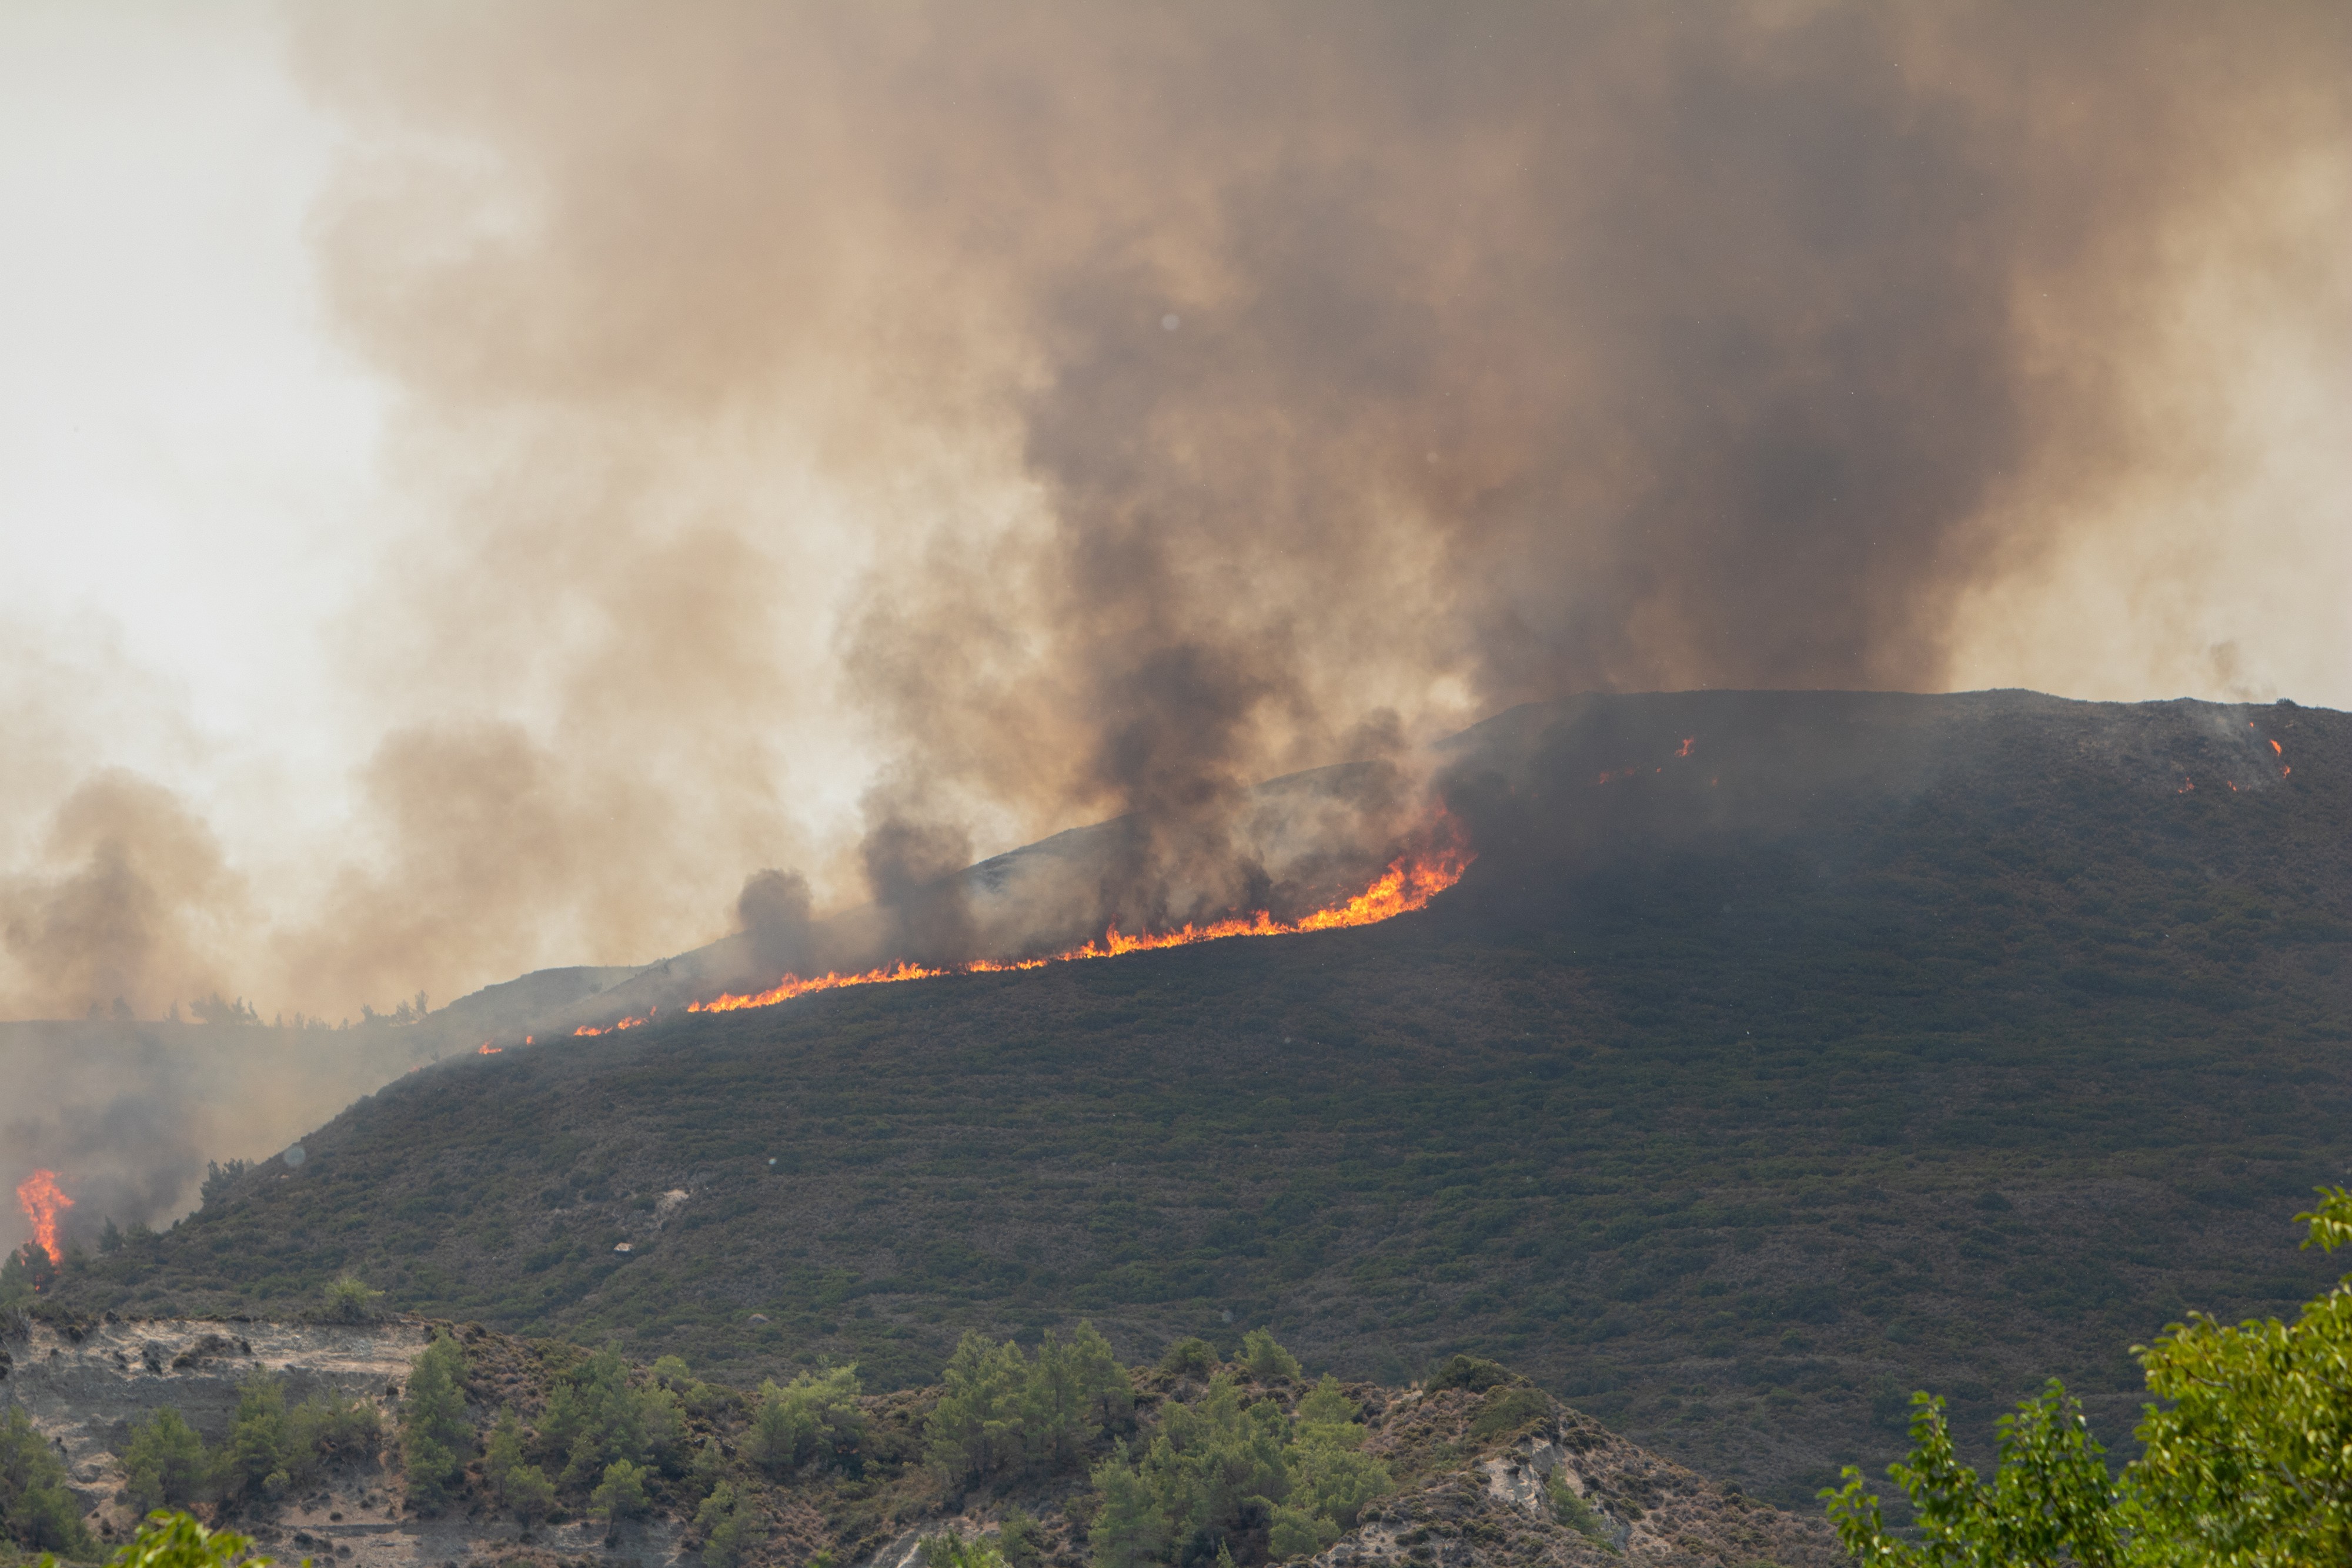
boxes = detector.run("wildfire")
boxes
[687,822,1474,1018]
[16,1169,72,1265]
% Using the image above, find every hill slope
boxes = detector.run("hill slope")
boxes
[3,1314,1838,1568]
[45,690,2352,1511]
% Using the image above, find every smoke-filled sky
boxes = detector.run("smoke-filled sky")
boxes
[4,0,2348,1025]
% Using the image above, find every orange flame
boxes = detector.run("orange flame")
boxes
[688,820,1474,1018]
[476,1042,502,1055]
[572,1015,648,1038]
[16,1169,72,1264]
[1676,737,1696,757]
[2271,739,2283,755]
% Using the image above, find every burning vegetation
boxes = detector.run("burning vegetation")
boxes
[687,824,1471,1019]
[15,1168,71,1266]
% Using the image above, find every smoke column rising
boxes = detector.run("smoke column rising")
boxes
[3,0,2348,1024]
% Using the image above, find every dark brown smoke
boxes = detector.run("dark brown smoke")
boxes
[6,1,2347,1019]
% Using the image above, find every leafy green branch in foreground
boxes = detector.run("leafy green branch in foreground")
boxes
[1825,1186,2352,1566]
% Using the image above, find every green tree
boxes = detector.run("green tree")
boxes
[399,1334,472,1509]
[591,1458,650,1529]
[483,1406,554,1523]
[484,1407,525,1493]
[1021,1324,1134,1470]
[505,1463,557,1524]
[122,1409,213,1513]
[1824,1186,2352,1567]
[1088,1369,1388,1568]
[998,1508,1048,1568]
[543,1346,686,1489]
[931,1325,1131,1486]
[696,1480,758,1568]
[1088,1456,1169,1568]
[928,1334,1031,1485]
[746,1363,864,1477]
[1,1405,98,1558]
[225,1375,292,1499]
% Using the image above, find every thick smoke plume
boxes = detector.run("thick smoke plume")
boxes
[5,1,2349,1028]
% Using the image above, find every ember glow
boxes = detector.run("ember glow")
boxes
[686,822,1474,1018]
[16,1169,72,1265]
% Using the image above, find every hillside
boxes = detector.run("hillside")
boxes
[1,1313,1836,1568]
[38,689,2352,1513]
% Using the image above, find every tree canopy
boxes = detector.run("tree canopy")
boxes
[1825,1186,2352,1567]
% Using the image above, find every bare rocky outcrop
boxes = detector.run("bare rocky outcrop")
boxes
[1311,1389,1844,1568]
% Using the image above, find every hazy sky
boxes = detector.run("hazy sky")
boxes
[2,1,2347,1024]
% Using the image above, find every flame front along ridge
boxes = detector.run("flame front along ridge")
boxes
[686,838,1472,1016]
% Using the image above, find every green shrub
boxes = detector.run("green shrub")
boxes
[319,1274,385,1323]
[1240,1330,1302,1383]
[1543,1472,1607,1540]
[1157,1338,1220,1380]
[288,1388,382,1482]
[1425,1355,1514,1395]
[747,1364,863,1477]
[1469,1386,1551,1441]
[1295,1376,1357,1426]
[1,1405,98,1558]
[123,1407,213,1513]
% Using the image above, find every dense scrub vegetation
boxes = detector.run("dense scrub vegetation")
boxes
[45,692,2352,1509]
[12,1320,1849,1568]
[112,1375,381,1513]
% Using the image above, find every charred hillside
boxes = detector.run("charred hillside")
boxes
[42,690,2352,1513]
